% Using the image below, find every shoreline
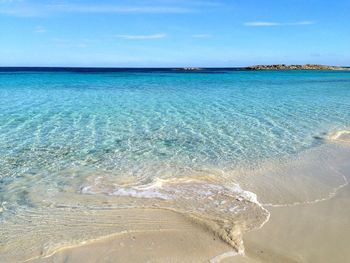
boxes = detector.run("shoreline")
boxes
[26,180,350,263]
[1,65,349,73]
[243,179,350,263]
[27,209,235,263]
[12,136,350,263]
[245,64,350,71]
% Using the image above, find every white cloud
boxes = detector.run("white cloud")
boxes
[288,21,314,25]
[192,34,212,38]
[34,26,46,33]
[244,21,314,27]
[117,34,166,40]
[54,5,191,14]
[244,22,279,27]
[0,3,193,16]
[0,0,21,3]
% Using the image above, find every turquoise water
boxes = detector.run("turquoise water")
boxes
[1,70,350,209]
[1,69,350,260]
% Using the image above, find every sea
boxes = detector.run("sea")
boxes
[1,68,350,260]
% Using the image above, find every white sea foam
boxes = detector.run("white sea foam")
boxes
[328,129,350,143]
[80,177,264,208]
[111,187,170,200]
[210,251,241,263]
[79,176,270,252]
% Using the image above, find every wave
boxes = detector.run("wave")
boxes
[80,177,270,253]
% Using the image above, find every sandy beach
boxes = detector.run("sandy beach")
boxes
[243,181,350,263]
[28,181,350,263]
[2,0,350,261]
[22,138,350,263]
[28,209,235,263]
[239,138,350,263]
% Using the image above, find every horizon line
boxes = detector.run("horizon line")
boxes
[0,64,349,69]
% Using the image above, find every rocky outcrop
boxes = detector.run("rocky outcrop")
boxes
[245,64,349,70]
[176,67,203,71]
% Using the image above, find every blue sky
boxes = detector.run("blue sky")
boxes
[0,0,349,67]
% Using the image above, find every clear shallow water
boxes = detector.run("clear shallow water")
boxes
[1,70,350,204]
[1,69,350,259]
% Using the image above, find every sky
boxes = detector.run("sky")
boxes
[0,0,349,67]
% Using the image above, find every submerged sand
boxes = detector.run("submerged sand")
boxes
[3,132,350,263]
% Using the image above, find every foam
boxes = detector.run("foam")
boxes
[79,177,270,253]
[328,129,350,143]
[80,177,263,207]
[3,132,350,261]
[112,188,170,200]
[76,137,350,252]
[82,178,171,200]
[210,251,241,263]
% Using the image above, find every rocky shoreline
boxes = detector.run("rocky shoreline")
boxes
[245,64,349,70]
[175,67,203,71]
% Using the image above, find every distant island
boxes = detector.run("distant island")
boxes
[245,64,349,70]
[175,67,203,71]
[174,65,349,71]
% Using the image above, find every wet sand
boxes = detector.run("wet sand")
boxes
[28,209,235,263]
[28,160,350,263]
[240,140,350,263]
[10,137,350,263]
[27,181,350,263]
[243,180,350,263]
[27,181,349,263]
